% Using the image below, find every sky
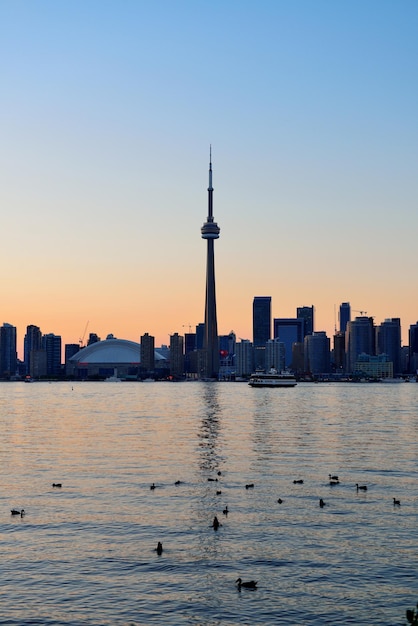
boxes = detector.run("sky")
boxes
[1,0,417,358]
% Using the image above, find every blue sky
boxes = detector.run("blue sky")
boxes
[1,0,417,353]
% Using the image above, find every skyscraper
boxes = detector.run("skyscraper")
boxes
[345,316,375,373]
[253,297,271,346]
[140,332,155,373]
[0,323,17,379]
[376,318,401,376]
[297,306,314,337]
[42,333,62,377]
[201,149,220,378]
[24,324,42,375]
[339,302,351,333]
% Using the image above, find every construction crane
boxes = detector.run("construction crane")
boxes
[353,310,368,316]
[182,323,192,333]
[79,320,89,347]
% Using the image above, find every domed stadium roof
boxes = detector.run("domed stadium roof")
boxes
[69,336,166,364]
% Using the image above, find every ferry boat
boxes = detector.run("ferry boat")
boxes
[248,368,297,388]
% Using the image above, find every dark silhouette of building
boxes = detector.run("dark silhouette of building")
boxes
[169,332,184,378]
[42,333,62,377]
[253,297,271,346]
[0,323,17,379]
[24,324,42,375]
[339,302,351,333]
[409,322,418,374]
[140,332,155,373]
[273,318,305,369]
[297,305,314,337]
[345,316,375,374]
[376,318,401,376]
[201,149,220,378]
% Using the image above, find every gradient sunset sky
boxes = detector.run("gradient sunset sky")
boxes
[1,0,417,358]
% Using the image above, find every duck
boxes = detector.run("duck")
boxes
[174,480,182,485]
[393,498,401,506]
[236,578,257,589]
[319,498,326,508]
[11,509,25,516]
[216,490,222,495]
[293,479,304,484]
[356,484,367,491]
[150,483,156,490]
[222,506,229,515]
[208,478,218,482]
[245,483,254,489]
[277,498,283,504]
[155,541,163,555]
[212,516,221,530]
[52,483,62,488]
[329,474,339,481]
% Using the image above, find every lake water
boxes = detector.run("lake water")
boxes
[0,381,417,625]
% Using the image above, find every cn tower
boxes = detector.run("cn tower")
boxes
[201,148,220,379]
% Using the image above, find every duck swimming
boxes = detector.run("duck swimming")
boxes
[356,484,367,491]
[319,498,326,508]
[212,516,220,530]
[156,541,163,555]
[236,578,257,589]
[11,509,25,516]
[393,498,400,506]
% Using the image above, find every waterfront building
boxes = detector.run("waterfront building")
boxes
[253,297,271,346]
[42,333,62,377]
[140,332,155,373]
[339,302,351,333]
[67,335,167,379]
[169,332,184,378]
[265,338,285,372]
[376,318,401,376]
[333,332,346,372]
[297,305,314,337]
[24,324,42,375]
[304,331,330,375]
[345,316,375,374]
[235,340,253,377]
[30,350,47,378]
[409,322,418,374]
[354,353,393,379]
[0,323,17,379]
[273,318,305,368]
[195,323,205,351]
[201,149,220,378]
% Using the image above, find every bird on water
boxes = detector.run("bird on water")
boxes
[212,516,220,530]
[222,506,228,515]
[11,509,25,516]
[52,483,62,488]
[245,483,254,489]
[277,498,283,504]
[329,474,339,481]
[356,484,367,491]
[236,578,257,589]
[156,542,163,555]
[293,479,304,484]
[393,498,400,506]
[319,498,326,508]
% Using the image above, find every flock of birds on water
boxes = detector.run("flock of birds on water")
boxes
[10,474,402,591]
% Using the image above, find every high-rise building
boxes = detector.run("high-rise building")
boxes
[253,297,271,346]
[201,149,220,378]
[65,344,80,364]
[265,338,285,372]
[345,316,375,374]
[24,324,42,375]
[376,318,401,376]
[169,333,184,378]
[304,331,330,375]
[140,333,155,372]
[235,340,253,377]
[297,306,314,337]
[339,302,351,333]
[333,332,346,372]
[42,333,62,377]
[0,323,17,379]
[409,322,418,374]
[273,318,305,368]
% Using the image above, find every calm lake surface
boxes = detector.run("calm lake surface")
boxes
[0,381,417,625]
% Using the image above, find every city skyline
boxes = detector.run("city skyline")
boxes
[1,2,417,356]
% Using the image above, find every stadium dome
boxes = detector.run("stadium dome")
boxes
[67,335,167,379]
